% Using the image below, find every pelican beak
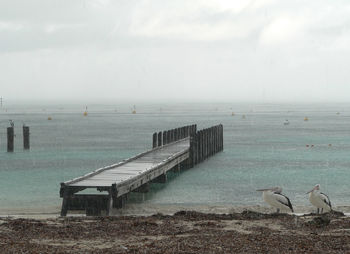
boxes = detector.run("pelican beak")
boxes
[256,188,270,192]
[306,188,314,194]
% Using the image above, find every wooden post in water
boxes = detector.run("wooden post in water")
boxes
[152,132,157,148]
[205,129,208,159]
[220,124,223,151]
[171,129,174,143]
[167,130,171,144]
[23,125,30,150]
[7,126,14,152]
[163,131,167,145]
[215,125,218,153]
[158,132,162,146]
[210,127,214,156]
[199,130,203,162]
[206,128,209,159]
[189,132,197,167]
[174,128,178,141]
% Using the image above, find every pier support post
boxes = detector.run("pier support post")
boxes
[113,195,127,209]
[7,127,14,152]
[167,131,171,144]
[23,125,30,150]
[171,129,175,142]
[134,183,150,193]
[152,173,167,183]
[210,127,213,156]
[220,124,224,151]
[190,132,198,167]
[60,196,68,216]
[197,130,202,162]
[163,131,167,145]
[152,132,157,148]
[175,128,179,141]
[215,125,218,153]
[158,132,162,146]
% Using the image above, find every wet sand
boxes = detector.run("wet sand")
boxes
[1,209,350,253]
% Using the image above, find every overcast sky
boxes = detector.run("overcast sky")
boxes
[1,0,350,103]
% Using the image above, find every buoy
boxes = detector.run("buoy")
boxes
[83,106,88,116]
[304,117,309,121]
[48,117,52,120]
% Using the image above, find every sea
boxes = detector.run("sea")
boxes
[1,102,350,214]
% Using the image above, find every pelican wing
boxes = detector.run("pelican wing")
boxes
[320,192,332,208]
[273,193,294,212]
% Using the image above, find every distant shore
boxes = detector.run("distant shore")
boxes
[1,209,350,253]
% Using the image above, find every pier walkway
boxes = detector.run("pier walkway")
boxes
[60,124,223,216]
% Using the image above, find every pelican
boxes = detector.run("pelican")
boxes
[257,187,294,213]
[306,184,331,214]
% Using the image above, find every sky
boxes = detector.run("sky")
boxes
[1,0,350,103]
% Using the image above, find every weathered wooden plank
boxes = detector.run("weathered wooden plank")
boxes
[63,138,189,187]
[115,151,189,197]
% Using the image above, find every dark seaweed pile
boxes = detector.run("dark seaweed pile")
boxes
[1,210,349,254]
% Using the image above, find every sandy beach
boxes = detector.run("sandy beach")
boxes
[1,206,350,253]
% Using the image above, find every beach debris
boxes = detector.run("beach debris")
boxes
[1,211,350,253]
[305,216,330,228]
[120,245,128,250]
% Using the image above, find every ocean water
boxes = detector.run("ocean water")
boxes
[1,102,350,213]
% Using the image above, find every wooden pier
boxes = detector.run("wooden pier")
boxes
[60,124,223,216]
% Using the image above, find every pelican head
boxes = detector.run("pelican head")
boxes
[306,184,320,194]
[256,187,282,193]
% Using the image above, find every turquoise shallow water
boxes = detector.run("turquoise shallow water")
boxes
[0,103,350,212]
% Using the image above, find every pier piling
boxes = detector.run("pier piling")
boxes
[7,127,14,152]
[158,132,162,146]
[23,125,30,150]
[152,132,157,148]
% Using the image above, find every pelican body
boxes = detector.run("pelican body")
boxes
[307,184,331,214]
[257,187,293,213]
